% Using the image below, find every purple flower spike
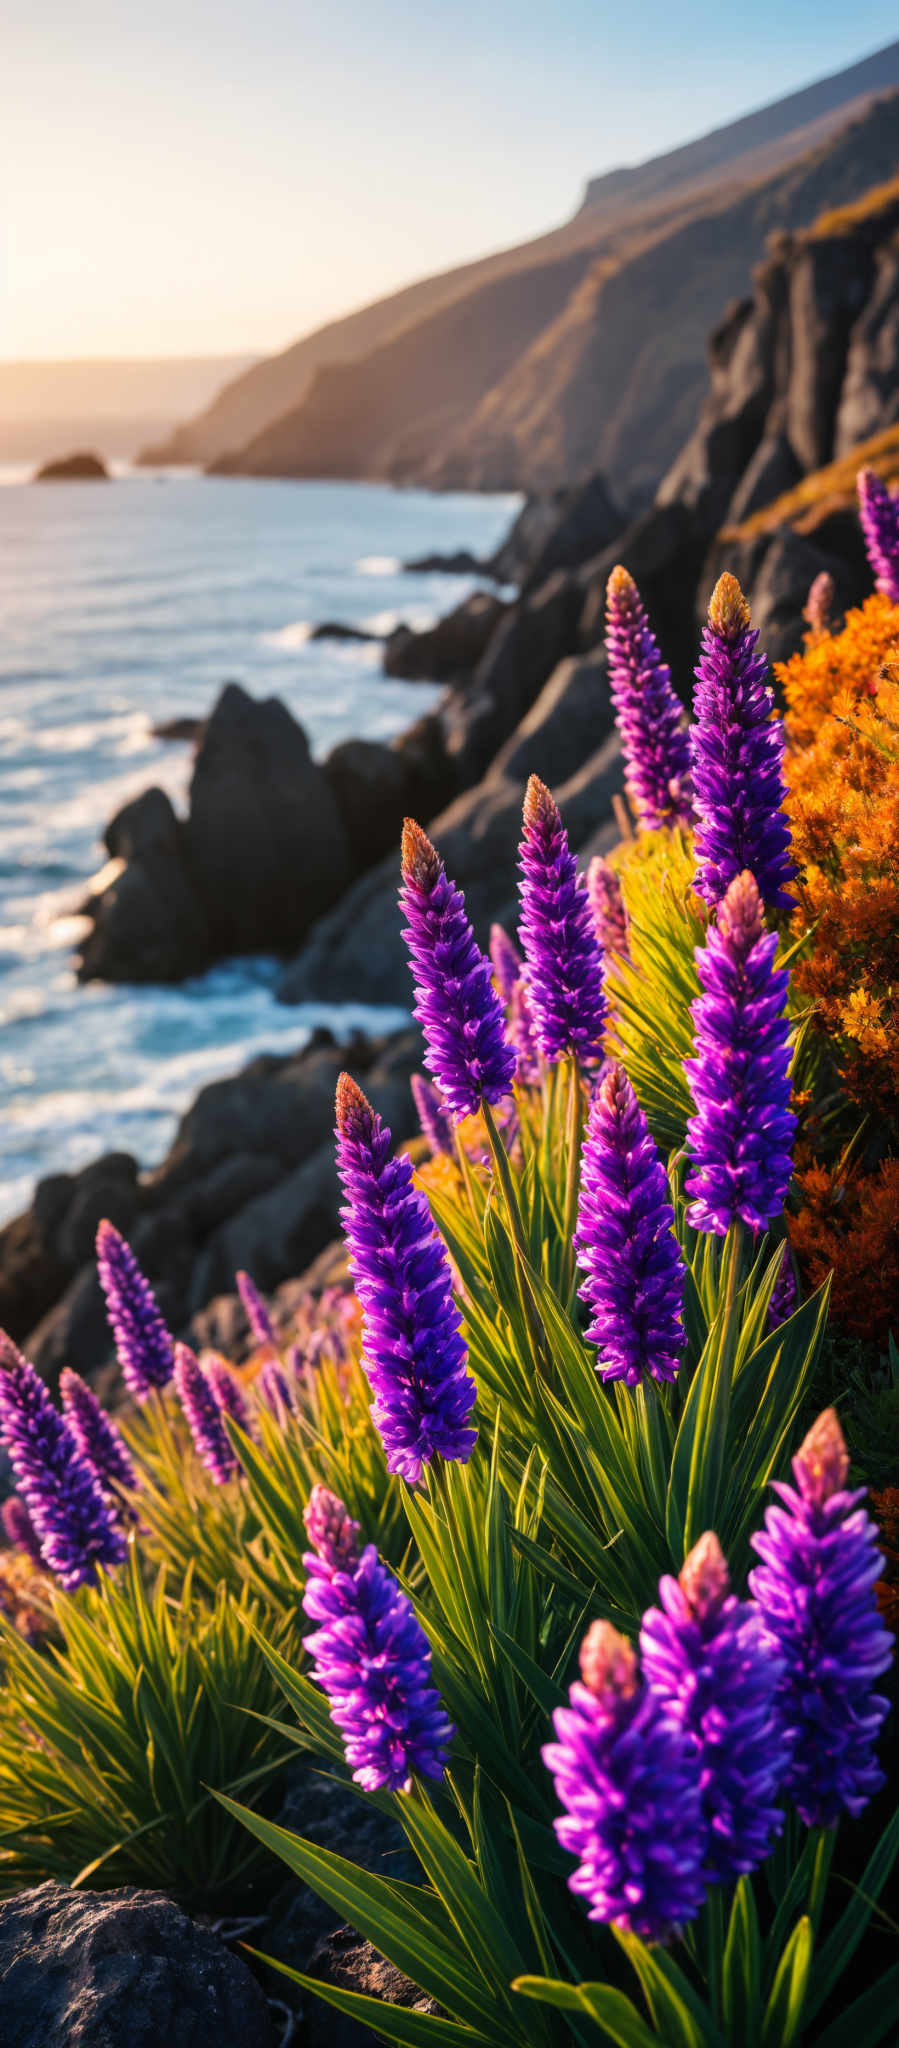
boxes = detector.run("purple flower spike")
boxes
[257,1357,293,1419]
[400,820,516,1121]
[690,574,795,911]
[1,1493,44,1565]
[236,1269,276,1349]
[575,1064,685,1387]
[96,1220,174,1401]
[0,1336,125,1589]
[857,468,899,603]
[804,571,834,638]
[202,1354,257,1440]
[768,1244,798,1329]
[605,566,693,832]
[60,1369,138,1502]
[336,1075,476,1483]
[489,922,524,1003]
[410,1073,454,1158]
[302,1498,453,1792]
[508,977,539,1084]
[586,857,629,961]
[750,1408,893,1827]
[173,1343,238,1485]
[641,1532,785,1881]
[543,1620,705,1943]
[304,1482,361,1573]
[685,870,796,1237]
[518,777,607,1068]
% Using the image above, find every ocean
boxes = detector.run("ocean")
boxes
[0,468,519,1224]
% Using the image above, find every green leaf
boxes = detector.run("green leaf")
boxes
[803,1807,899,2023]
[248,1953,499,2046]
[722,1878,761,2048]
[760,1916,813,2047]
[614,1930,724,2048]
[812,1964,899,2048]
[513,1976,660,2047]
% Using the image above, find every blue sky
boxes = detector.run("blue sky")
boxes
[3,2,898,358]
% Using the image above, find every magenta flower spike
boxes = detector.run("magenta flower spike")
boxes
[336,1074,476,1482]
[95,1220,174,1401]
[803,571,834,638]
[586,856,629,961]
[410,1073,454,1158]
[59,1368,138,1503]
[518,777,607,1067]
[543,1620,705,1942]
[690,574,794,912]
[1,1493,44,1565]
[857,468,899,603]
[641,1532,784,1881]
[236,1269,276,1349]
[0,1336,125,1589]
[574,1064,685,1387]
[749,1409,893,1826]
[605,566,693,831]
[489,922,525,1003]
[173,1343,238,1485]
[685,870,796,1236]
[400,820,516,1121]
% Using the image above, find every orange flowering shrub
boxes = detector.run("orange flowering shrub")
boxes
[871,1488,899,1636]
[788,1156,899,1346]
[777,596,899,1120]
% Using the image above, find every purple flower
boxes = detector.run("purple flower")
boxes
[400,819,516,1121]
[804,571,834,638]
[96,1220,174,1401]
[1,1494,43,1565]
[256,1357,294,1419]
[768,1244,798,1329]
[543,1621,705,1943]
[410,1073,454,1158]
[59,1369,138,1503]
[173,1343,238,1485]
[199,1352,253,1429]
[586,856,629,962]
[0,1336,125,1589]
[508,977,540,1084]
[336,1075,476,1483]
[303,1492,453,1793]
[518,777,607,1067]
[304,1483,361,1573]
[489,922,524,1003]
[749,1408,893,1827]
[685,870,796,1236]
[236,1269,276,1349]
[575,1064,685,1386]
[690,574,794,912]
[604,566,692,831]
[641,1532,785,1881]
[857,468,899,604]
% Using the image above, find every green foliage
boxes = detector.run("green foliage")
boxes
[0,1546,294,1907]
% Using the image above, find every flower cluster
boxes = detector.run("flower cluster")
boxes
[400,820,515,1120]
[236,1269,276,1349]
[685,870,795,1236]
[410,1073,453,1158]
[574,1064,685,1386]
[690,574,794,911]
[173,1344,238,1485]
[788,1156,899,1346]
[303,1485,452,1791]
[60,1369,138,1510]
[604,566,692,831]
[518,777,607,1066]
[586,855,629,961]
[857,467,899,603]
[96,1220,174,1401]
[0,1337,125,1589]
[335,1073,476,1481]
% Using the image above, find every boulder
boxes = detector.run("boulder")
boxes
[835,231,899,454]
[725,431,802,524]
[383,591,506,681]
[0,1153,137,1352]
[518,473,623,591]
[324,732,452,870]
[302,1927,439,2046]
[402,548,483,575]
[445,570,585,787]
[488,649,614,789]
[484,492,570,585]
[34,451,108,481]
[184,683,354,956]
[78,790,213,984]
[578,498,708,688]
[152,716,205,744]
[308,620,379,642]
[0,1881,272,2048]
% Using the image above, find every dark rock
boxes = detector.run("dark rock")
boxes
[152,716,205,743]
[303,1927,439,2046]
[518,472,622,591]
[578,498,708,689]
[278,734,623,1009]
[184,683,354,957]
[77,832,213,984]
[702,517,868,668]
[835,230,899,454]
[308,620,379,642]
[484,492,569,584]
[0,1153,137,1352]
[0,1879,272,2048]
[726,431,802,523]
[403,549,483,575]
[54,1154,139,1270]
[445,570,585,787]
[488,649,614,789]
[35,451,108,481]
[785,233,878,473]
[657,276,786,529]
[183,1152,284,1234]
[324,733,453,871]
[104,787,183,863]
[383,591,506,682]
[25,1265,111,1390]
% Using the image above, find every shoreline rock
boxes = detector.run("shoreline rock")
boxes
[34,450,109,481]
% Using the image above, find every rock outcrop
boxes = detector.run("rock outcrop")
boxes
[0,1882,272,2048]
[34,451,108,481]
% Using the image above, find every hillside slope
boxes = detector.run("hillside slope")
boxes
[143,40,899,477]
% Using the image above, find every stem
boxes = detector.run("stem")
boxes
[481,1098,548,1379]
[560,1054,584,1305]
[807,1825,835,1934]
[147,1385,182,1480]
[705,1885,724,2024]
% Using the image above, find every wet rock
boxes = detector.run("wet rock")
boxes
[0,1880,272,2048]
[152,716,205,743]
[308,620,379,642]
[35,451,108,481]
[78,789,213,984]
[383,591,507,681]
[403,548,483,575]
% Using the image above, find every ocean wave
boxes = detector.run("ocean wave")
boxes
[355,554,401,576]
[261,619,314,650]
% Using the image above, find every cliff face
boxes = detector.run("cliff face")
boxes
[144,41,899,494]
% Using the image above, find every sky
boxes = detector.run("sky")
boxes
[3,2,898,363]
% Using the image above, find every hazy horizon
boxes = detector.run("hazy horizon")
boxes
[4,6,899,363]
